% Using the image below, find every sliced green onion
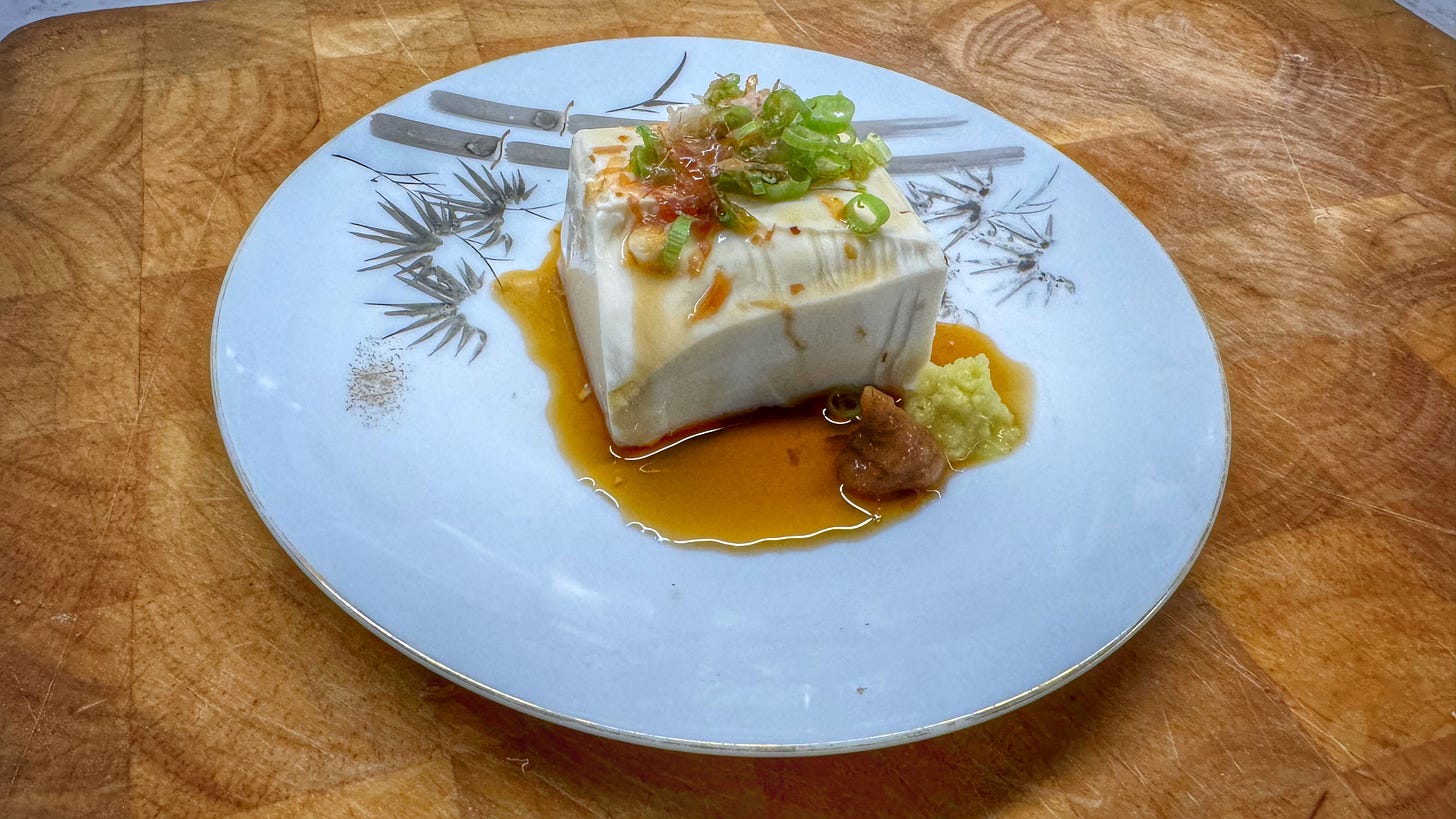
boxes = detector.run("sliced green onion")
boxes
[703,73,743,106]
[714,168,764,196]
[628,146,653,179]
[842,192,890,234]
[661,214,696,267]
[630,76,894,228]
[635,124,662,155]
[843,145,874,180]
[760,87,808,134]
[812,152,851,180]
[711,103,753,132]
[845,134,892,180]
[845,145,871,180]
[860,133,891,165]
[760,173,811,201]
[728,118,767,146]
[629,124,665,180]
[721,170,751,196]
[781,123,832,154]
[805,93,855,133]
[718,169,802,199]
[717,194,759,234]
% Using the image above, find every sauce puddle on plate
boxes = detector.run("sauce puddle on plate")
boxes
[495,230,1032,549]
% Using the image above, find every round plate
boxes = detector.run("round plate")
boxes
[212,37,1228,755]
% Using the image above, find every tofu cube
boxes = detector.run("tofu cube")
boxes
[559,127,947,448]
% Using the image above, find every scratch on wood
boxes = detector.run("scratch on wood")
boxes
[265,711,329,752]
[193,123,246,260]
[1120,757,1152,787]
[1163,710,1181,764]
[4,426,140,798]
[4,634,76,797]
[1214,733,1246,774]
[1227,382,1304,434]
[1171,617,1270,694]
[1275,128,1318,221]
[767,0,822,48]
[0,387,48,438]
[1289,707,1366,767]
[74,697,106,714]
[1240,459,1456,536]
[533,771,610,817]
[377,2,431,82]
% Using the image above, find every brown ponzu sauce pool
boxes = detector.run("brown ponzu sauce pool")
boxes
[495,233,1032,549]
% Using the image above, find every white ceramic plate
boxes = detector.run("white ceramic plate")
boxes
[213,37,1228,755]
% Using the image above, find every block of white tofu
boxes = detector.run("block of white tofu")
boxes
[559,127,948,448]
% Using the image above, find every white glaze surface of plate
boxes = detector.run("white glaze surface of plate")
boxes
[212,37,1229,755]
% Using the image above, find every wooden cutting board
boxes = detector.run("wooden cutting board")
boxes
[1,0,1452,815]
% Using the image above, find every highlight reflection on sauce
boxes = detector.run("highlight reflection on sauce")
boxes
[495,231,1033,550]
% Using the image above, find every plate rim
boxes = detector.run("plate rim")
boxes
[210,34,1233,756]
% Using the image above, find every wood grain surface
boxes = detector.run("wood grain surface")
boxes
[1,0,1453,816]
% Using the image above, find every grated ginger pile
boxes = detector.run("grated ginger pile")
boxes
[904,356,1021,462]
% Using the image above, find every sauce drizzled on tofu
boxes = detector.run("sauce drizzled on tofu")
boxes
[496,232,1033,550]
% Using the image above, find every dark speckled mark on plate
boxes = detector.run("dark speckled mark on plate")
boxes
[346,338,409,427]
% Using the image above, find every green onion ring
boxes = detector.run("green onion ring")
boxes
[661,214,696,267]
[825,386,863,423]
[805,93,855,133]
[843,192,890,234]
